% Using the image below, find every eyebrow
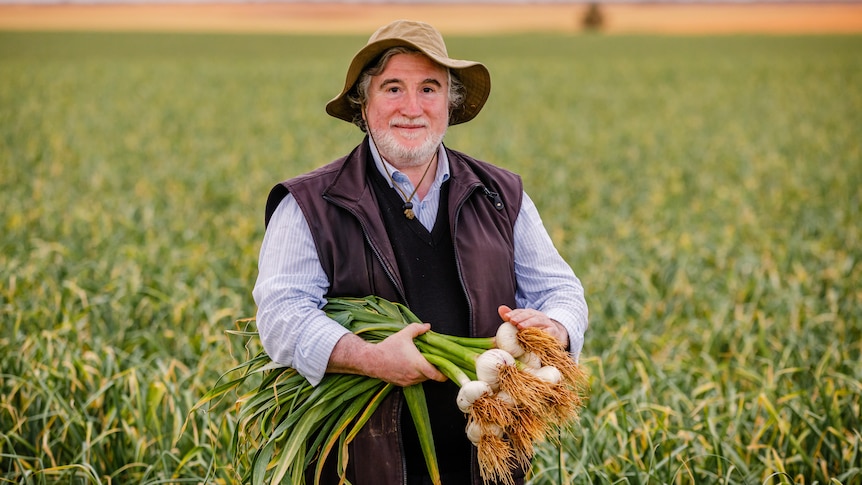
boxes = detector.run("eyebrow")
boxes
[379,78,443,89]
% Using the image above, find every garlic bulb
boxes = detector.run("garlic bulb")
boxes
[465,419,504,445]
[495,390,516,407]
[518,351,541,369]
[529,365,562,385]
[475,349,516,391]
[457,380,493,413]
[495,322,525,358]
[466,419,483,444]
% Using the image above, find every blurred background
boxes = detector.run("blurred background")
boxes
[1,0,862,36]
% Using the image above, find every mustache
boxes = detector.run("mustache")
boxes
[388,117,428,128]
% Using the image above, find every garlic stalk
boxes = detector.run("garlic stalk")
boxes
[422,353,471,387]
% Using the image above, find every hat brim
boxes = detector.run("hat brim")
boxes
[325,38,490,126]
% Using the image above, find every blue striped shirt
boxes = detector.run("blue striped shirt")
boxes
[253,141,588,386]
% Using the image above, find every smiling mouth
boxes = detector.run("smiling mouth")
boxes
[391,125,426,140]
[390,118,427,130]
[395,126,424,134]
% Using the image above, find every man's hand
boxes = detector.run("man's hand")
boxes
[327,323,447,387]
[498,305,569,349]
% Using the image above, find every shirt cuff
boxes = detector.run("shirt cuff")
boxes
[294,319,351,387]
[544,307,587,362]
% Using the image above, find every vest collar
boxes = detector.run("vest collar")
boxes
[324,136,485,210]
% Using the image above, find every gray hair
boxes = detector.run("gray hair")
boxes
[346,46,466,132]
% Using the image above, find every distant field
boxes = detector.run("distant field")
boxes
[1,29,861,484]
[1,2,862,35]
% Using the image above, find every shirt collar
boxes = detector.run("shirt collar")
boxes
[368,137,450,190]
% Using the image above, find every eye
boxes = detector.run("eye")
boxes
[422,86,436,93]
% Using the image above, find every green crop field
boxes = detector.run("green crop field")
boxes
[1,31,860,484]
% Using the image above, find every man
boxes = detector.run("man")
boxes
[253,19,588,485]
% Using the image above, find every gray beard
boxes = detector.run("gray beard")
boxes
[371,127,446,169]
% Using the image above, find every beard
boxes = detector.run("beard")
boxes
[370,118,446,169]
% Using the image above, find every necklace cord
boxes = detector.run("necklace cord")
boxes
[382,151,436,219]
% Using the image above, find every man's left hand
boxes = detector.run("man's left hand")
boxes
[497,305,569,349]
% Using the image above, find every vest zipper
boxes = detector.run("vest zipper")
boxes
[323,194,411,484]
[450,183,480,337]
[482,186,505,211]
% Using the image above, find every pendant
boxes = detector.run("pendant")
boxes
[403,202,415,220]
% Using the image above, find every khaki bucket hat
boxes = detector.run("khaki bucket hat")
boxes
[325,19,491,126]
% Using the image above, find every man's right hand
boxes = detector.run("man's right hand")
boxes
[327,323,447,387]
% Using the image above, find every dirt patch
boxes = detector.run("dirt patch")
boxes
[1,2,861,35]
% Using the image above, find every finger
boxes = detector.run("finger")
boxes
[400,322,431,339]
[509,311,554,332]
[522,319,568,346]
[515,314,546,328]
[395,324,446,383]
[423,362,448,382]
[505,308,538,325]
[402,325,446,382]
[498,305,512,322]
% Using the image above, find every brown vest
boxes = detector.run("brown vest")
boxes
[265,139,525,485]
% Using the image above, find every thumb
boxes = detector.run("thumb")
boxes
[403,322,432,338]
[498,305,513,322]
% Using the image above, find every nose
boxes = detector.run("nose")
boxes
[400,91,423,118]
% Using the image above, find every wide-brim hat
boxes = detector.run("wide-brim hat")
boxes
[325,19,491,126]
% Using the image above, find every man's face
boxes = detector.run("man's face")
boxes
[364,53,450,168]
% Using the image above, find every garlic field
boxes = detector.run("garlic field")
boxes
[1,32,860,484]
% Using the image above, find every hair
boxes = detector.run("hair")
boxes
[346,46,466,132]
